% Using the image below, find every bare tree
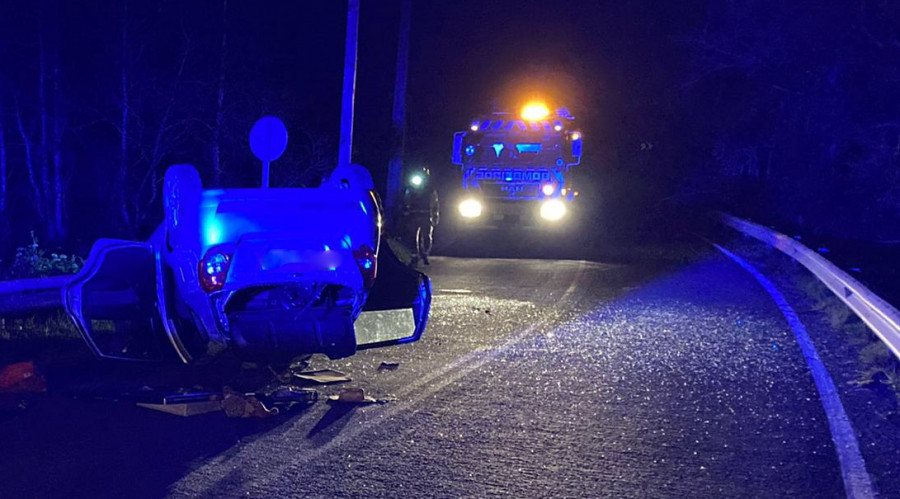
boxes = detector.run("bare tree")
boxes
[51,64,65,240]
[118,0,131,227]
[278,127,335,188]
[124,33,196,234]
[110,6,200,236]
[15,105,43,223]
[211,0,228,186]
[38,31,50,229]
[682,1,900,240]
[8,8,69,242]
[0,100,7,215]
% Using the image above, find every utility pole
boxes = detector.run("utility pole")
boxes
[338,0,360,167]
[385,0,412,220]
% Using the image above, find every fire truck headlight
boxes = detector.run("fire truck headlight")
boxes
[459,199,483,218]
[410,174,424,187]
[540,200,566,221]
[541,183,555,196]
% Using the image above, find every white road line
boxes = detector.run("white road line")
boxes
[715,244,875,499]
[435,288,473,294]
[172,260,588,496]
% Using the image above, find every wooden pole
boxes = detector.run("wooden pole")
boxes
[385,0,412,218]
[338,0,360,167]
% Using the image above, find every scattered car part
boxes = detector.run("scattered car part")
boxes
[137,400,224,417]
[0,361,46,393]
[292,369,352,385]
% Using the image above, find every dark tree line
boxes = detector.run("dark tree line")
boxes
[681,0,900,242]
[4,0,894,259]
[0,1,346,257]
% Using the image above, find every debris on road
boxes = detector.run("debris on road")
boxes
[137,400,223,417]
[257,385,318,413]
[124,387,221,405]
[328,387,377,404]
[378,361,400,370]
[854,370,892,390]
[222,387,279,418]
[0,396,34,420]
[266,385,318,403]
[327,386,392,405]
[0,361,47,393]
[131,384,318,417]
[131,388,224,417]
[288,357,312,372]
[292,369,351,385]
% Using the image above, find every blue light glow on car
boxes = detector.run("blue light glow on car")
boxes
[203,219,224,247]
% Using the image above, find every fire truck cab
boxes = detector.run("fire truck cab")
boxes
[451,103,582,227]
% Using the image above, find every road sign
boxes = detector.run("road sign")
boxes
[250,116,288,187]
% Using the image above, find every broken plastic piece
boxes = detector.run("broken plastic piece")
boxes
[328,387,379,404]
[222,388,279,418]
[264,385,318,404]
[121,388,221,405]
[137,400,223,417]
[293,369,351,385]
[0,362,47,394]
[378,361,400,370]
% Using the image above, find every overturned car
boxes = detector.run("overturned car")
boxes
[4,121,431,364]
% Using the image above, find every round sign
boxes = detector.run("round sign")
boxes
[249,116,288,162]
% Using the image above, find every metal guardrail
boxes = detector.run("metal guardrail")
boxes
[722,214,900,360]
[0,275,69,316]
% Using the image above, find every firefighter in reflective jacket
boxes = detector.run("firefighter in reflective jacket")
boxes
[401,167,439,266]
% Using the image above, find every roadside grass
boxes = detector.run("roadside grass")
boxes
[0,311,85,366]
[0,232,89,366]
[793,260,900,410]
[0,311,80,341]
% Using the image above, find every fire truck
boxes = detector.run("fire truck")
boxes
[451,102,582,227]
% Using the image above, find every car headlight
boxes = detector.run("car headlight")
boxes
[540,200,566,221]
[459,199,483,218]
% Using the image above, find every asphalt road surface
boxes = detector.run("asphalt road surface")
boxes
[0,252,876,498]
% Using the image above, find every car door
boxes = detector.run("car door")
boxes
[356,242,432,349]
[64,239,170,361]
